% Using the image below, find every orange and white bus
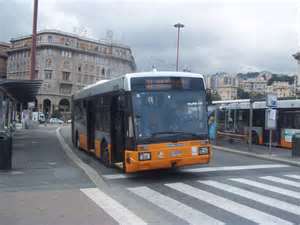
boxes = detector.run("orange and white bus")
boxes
[72,71,211,173]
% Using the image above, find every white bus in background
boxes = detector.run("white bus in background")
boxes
[217,99,300,149]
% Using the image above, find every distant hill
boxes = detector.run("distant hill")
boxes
[236,71,295,85]
[237,72,260,80]
[267,74,294,85]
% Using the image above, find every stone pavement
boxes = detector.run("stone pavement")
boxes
[0,126,116,225]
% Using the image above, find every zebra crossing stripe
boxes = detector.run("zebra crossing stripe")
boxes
[183,164,289,173]
[285,175,300,180]
[128,186,224,225]
[166,182,293,225]
[199,180,300,216]
[230,178,300,200]
[261,176,300,188]
[81,188,147,225]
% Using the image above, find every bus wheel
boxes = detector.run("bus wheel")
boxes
[101,142,110,167]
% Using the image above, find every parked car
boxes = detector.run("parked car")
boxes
[49,118,64,124]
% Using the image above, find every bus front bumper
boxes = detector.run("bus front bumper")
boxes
[124,150,211,173]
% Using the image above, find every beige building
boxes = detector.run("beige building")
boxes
[0,42,10,79]
[209,73,238,100]
[293,52,300,95]
[6,30,136,118]
[270,81,294,98]
[239,79,267,94]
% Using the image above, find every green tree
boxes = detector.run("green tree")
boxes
[206,89,221,104]
[237,88,250,99]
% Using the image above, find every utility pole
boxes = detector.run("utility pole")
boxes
[30,0,38,80]
[174,23,184,71]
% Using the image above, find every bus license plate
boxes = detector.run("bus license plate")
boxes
[171,150,182,157]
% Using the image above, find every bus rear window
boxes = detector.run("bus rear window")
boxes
[131,77,204,91]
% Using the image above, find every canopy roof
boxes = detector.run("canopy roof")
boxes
[0,79,42,103]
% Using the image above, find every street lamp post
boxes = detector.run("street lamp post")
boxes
[174,23,184,71]
[30,0,38,80]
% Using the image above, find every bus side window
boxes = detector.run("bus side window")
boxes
[295,114,300,129]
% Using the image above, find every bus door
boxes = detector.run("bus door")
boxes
[111,94,126,163]
[87,100,95,150]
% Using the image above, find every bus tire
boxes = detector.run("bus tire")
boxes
[101,141,110,167]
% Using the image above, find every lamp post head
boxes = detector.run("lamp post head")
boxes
[174,23,184,28]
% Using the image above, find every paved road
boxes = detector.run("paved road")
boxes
[59,126,300,225]
[1,126,299,225]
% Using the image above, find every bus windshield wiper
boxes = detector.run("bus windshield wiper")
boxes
[151,131,199,137]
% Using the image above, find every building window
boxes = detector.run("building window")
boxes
[62,71,71,81]
[44,70,52,79]
[45,58,52,67]
[101,68,105,76]
[61,50,72,58]
[78,65,82,72]
[46,49,53,56]
[48,35,53,43]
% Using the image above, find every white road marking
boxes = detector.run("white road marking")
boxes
[200,180,300,215]
[285,174,300,180]
[166,182,293,225]
[128,186,224,225]
[102,164,290,180]
[81,188,147,225]
[261,176,300,188]
[184,164,290,173]
[231,178,300,200]
[103,174,129,180]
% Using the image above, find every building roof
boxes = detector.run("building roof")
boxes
[0,79,42,103]
[10,29,130,50]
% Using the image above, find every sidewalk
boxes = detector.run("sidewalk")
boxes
[0,126,115,225]
[214,140,300,167]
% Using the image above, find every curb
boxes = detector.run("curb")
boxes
[56,127,109,191]
[213,145,300,167]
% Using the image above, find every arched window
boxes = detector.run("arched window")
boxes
[59,99,70,112]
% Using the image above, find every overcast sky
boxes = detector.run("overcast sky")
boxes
[1,0,300,74]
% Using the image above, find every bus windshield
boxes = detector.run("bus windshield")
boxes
[132,90,208,142]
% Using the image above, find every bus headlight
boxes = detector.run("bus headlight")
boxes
[139,152,151,161]
[199,147,209,155]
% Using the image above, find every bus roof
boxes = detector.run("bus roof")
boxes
[73,71,204,100]
[219,99,300,110]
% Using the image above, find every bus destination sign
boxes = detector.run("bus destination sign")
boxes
[131,77,204,91]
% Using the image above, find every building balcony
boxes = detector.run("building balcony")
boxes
[59,79,73,85]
